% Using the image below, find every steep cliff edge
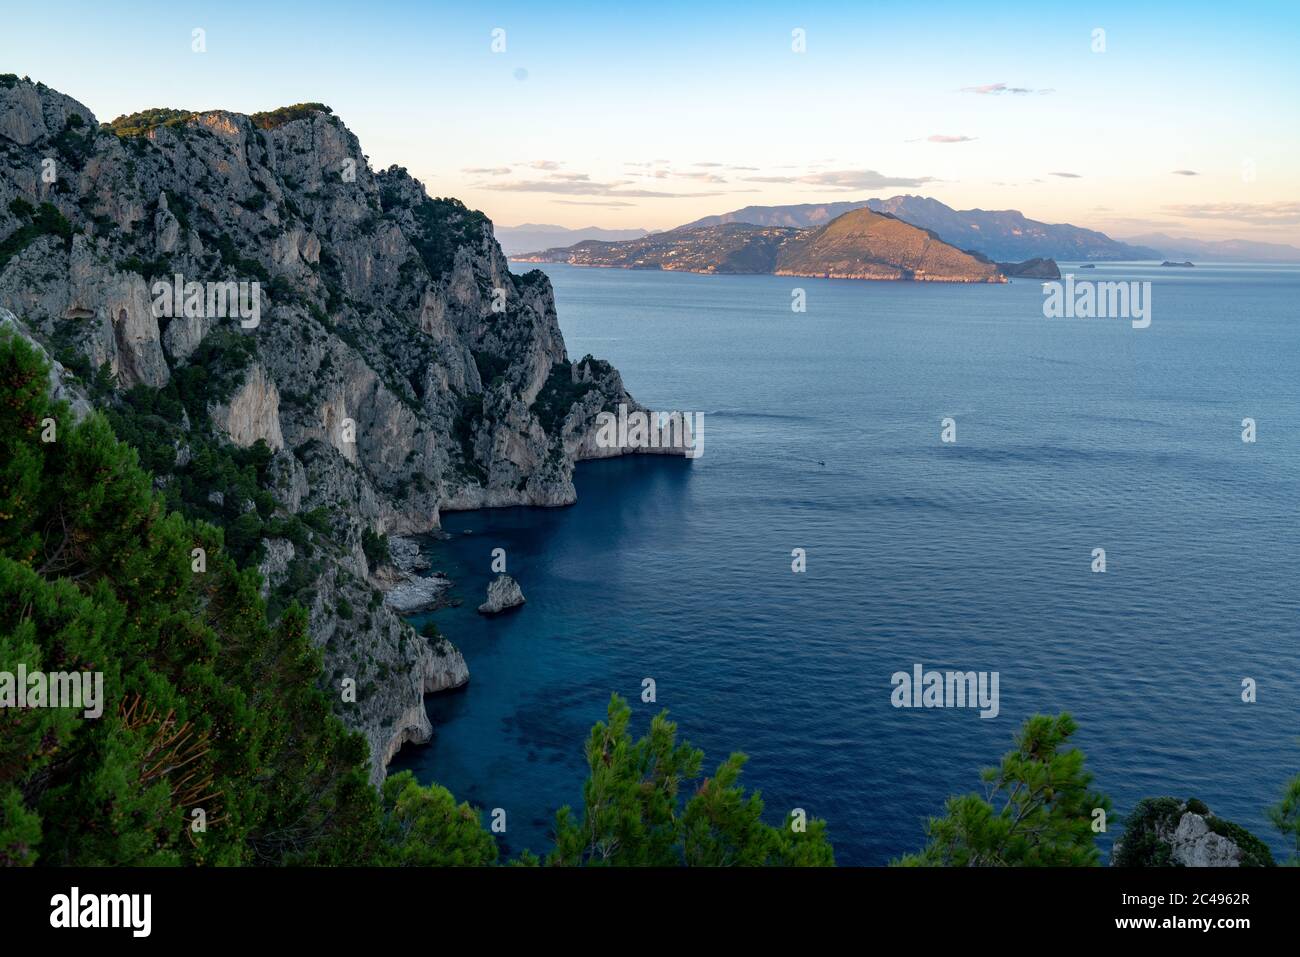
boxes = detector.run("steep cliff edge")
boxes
[0,76,676,783]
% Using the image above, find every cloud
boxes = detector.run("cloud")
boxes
[479,177,728,199]
[1161,202,1300,226]
[554,199,638,208]
[927,134,976,143]
[741,169,935,190]
[528,160,562,170]
[692,162,724,167]
[462,166,511,175]
[1050,171,1082,178]
[1171,169,1199,176]
[961,82,1053,95]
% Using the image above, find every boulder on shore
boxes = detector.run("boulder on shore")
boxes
[478,574,525,615]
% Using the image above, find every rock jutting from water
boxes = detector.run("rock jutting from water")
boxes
[478,574,526,615]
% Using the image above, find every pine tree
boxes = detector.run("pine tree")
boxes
[548,694,834,866]
[895,713,1109,866]
[1269,774,1300,866]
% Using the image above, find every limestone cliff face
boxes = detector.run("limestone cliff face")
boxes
[0,77,678,784]
[211,363,284,450]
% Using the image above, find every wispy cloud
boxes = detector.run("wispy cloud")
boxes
[927,134,976,143]
[554,199,638,208]
[1050,171,1082,178]
[961,82,1053,95]
[1162,202,1300,225]
[479,177,728,199]
[528,160,562,170]
[1171,169,1199,176]
[462,166,511,175]
[742,169,935,190]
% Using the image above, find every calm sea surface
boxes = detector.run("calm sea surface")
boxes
[391,261,1300,865]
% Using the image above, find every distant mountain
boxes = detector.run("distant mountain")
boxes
[679,196,1160,262]
[774,208,1004,281]
[516,208,1012,283]
[1120,233,1300,263]
[494,223,648,256]
[679,201,875,230]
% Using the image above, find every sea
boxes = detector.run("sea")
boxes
[390,261,1300,866]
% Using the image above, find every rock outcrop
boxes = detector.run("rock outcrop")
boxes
[1111,797,1275,868]
[0,76,681,784]
[478,574,525,615]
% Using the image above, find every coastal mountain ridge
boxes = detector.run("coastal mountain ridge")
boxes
[675,196,1160,263]
[515,207,1051,282]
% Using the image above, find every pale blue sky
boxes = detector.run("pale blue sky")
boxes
[3,1,1297,240]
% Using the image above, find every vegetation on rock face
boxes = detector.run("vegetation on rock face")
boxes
[382,188,492,280]
[896,713,1110,866]
[1114,797,1275,867]
[0,199,73,271]
[361,528,391,568]
[248,103,332,130]
[530,360,596,436]
[106,108,196,138]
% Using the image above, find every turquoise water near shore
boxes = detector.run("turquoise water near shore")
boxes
[391,261,1300,865]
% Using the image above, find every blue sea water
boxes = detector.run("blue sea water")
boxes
[391,261,1300,865]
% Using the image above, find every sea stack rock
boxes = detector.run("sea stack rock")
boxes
[478,574,525,615]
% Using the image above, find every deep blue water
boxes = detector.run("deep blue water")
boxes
[391,261,1300,865]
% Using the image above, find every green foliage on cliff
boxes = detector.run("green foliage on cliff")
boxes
[1114,797,1275,867]
[896,713,1110,866]
[531,360,596,437]
[249,103,332,130]
[547,694,834,866]
[361,528,391,568]
[387,194,492,279]
[0,201,73,271]
[107,108,195,138]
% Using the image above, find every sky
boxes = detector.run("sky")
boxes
[3,1,1298,242]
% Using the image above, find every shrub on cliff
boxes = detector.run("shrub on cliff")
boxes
[1114,797,1274,867]
[546,694,834,866]
[895,713,1110,866]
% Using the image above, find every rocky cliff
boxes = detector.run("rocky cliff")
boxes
[0,75,675,783]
